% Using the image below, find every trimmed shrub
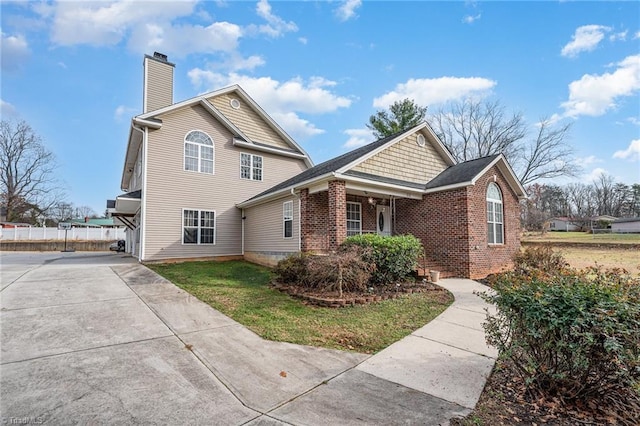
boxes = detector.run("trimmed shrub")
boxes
[341,234,423,285]
[273,247,374,295]
[481,252,640,406]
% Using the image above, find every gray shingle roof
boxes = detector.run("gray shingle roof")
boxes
[425,155,499,189]
[246,130,404,201]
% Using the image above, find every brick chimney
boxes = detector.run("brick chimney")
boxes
[143,52,175,113]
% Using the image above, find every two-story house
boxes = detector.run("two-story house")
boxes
[110,53,526,279]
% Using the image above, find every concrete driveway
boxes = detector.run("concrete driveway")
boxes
[1,252,491,425]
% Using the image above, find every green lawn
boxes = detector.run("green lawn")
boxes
[148,260,453,354]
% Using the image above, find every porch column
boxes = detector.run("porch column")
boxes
[328,180,347,251]
[299,188,310,252]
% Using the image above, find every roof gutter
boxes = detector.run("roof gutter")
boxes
[233,139,309,161]
[132,117,162,129]
[236,172,335,209]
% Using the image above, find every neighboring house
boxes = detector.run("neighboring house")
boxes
[110,52,526,279]
[612,217,640,233]
[69,218,121,228]
[549,217,581,232]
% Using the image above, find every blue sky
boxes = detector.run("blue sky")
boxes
[2,0,639,215]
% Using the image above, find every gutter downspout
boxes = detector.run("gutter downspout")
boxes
[132,123,148,263]
[290,188,301,252]
[241,208,245,256]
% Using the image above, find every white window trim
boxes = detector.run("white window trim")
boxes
[283,200,293,239]
[240,152,264,181]
[184,130,215,175]
[487,183,504,245]
[346,201,362,237]
[182,208,216,245]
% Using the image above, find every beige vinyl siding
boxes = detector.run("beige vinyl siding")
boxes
[352,133,448,184]
[208,93,292,150]
[143,104,307,260]
[144,58,173,113]
[244,196,299,252]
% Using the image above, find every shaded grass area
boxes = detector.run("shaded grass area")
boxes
[148,260,453,354]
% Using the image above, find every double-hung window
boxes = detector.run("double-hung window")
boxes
[346,202,362,236]
[183,209,215,244]
[240,153,263,181]
[487,183,504,245]
[283,201,293,238]
[184,131,214,174]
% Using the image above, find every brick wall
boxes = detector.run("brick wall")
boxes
[300,188,330,251]
[328,180,346,250]
[396,188,471,278]
[466,165,521,279]
[346,194,377,233]
[396,165,521,279]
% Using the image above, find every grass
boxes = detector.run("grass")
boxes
[522,231,640,244]
[556,247,640,276]
[148,260,453,354]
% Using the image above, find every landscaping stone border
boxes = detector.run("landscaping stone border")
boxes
[270,281,445,308]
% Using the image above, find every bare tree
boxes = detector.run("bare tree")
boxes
[518,118,577,185]
[74,205,97,219]
[1,120,64,223]
[49,202,74,223]
[592,174,617,216]
[430,100,578,186]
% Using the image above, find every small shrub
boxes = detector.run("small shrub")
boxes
[273,247,375,295]
[481,259,640,406]
[341,234,423,285]
[512,245,569,276]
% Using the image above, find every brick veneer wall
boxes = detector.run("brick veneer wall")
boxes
[467,165,521,279]
[328,180,347,250]
[395,165,521,279]
[300,188,330,251]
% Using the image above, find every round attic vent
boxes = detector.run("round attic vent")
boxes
[417,134,426,147]
[230,98,241,109]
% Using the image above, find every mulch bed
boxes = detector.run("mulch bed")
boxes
[270,280,447,307]
[451,358,640,426]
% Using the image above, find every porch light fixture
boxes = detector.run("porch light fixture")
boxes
[368,197,376,205]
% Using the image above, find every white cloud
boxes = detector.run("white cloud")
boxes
[114,105,137,121]
[609,30,628,42]
[634,31,640,39]
[372,76,496,108]
[560,55,640,118]
[584,167,607,182]
[271,112,325,139]
[561,25,610,58]
[298,37,308,45]
[188,69,352,140]
[343,128,374,148]
[462,14,481,24]
[1,31,30,72]
[40,0,242,57]
[255,0,297,37]
[575,155,603,167]
[613,139,640,161]
[627,116,640,126]
[335,0,362,22]
[1,99,17,117]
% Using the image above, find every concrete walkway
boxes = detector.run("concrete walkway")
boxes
[1,252,497,425]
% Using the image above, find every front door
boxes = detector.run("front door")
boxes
[376,205,391,236]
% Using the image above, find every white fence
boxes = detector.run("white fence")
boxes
[0,226,126,241]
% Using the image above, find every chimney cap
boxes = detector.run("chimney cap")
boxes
[153,51,168,62]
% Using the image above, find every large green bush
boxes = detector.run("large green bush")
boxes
[341,234,423,285]
[481,249,640,405]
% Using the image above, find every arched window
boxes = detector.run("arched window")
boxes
[487,182,504,244]
[184,130,214,174]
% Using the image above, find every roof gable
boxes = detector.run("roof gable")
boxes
[138,85,310,161]
[425,154,526,198]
